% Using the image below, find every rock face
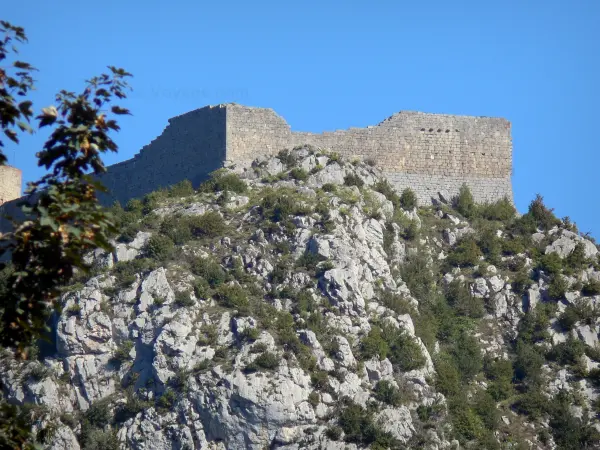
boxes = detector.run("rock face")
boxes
[2,147,600,450]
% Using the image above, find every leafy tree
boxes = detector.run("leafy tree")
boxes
[0,20,131,448]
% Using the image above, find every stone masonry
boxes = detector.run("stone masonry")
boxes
[0,103,513,229]
[0,166,22,206]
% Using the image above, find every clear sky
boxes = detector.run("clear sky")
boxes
[4,0,600,237]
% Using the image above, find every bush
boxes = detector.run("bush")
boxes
[583,280,600,296]
[373,180,401,208]
[260,188,311,222]
[527,194,560,231]
[538,252,563,276]
[174,291,195,307]
[547,275,568,300]
[157,389,177,409]
[168,179,195,197]
[112,340,134,364]
[343,173,364,188]
[290,167,308,181]
[245,351,280,372]
[188,211,226,238]
[399,188,417,210]
[81,429,120,450]
[321,183,337,193]
[144,234,174,261]
[337,400,397,447]
[484,357,514,401]
[190,257,227,287]
[214,284,249,311]
[450,331,483,381]
[446,280,484,318]
[360,326,389,360]
[200,169,247,194]
[446,237,482,268]
[383,326,427,372]
[478,197,516,221]
[454,184,475,218]
[160,215,193,245]
[373,380,403,406]
[277,149,297,168]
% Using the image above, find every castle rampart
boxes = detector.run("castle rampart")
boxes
[0,103,513,230]
[224,104,512,203]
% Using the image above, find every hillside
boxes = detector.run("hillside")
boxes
[2,146,600,450]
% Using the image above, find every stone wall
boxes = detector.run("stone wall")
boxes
[1,103,514,227]
[97,104,227,205]
[224,104,513,204]
[0,166,22,206]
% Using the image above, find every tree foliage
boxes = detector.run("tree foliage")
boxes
[0,20,131,448]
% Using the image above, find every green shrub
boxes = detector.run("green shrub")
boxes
[473,389,500,430]
[478,197,516,221]
[514,340,545,385]
[483,357,514,401]
[513,269,533,295]
[310,370,330,390]
[174,291,195,307]
[450,331,482,381]
[547,336,585,366]
[547,275,568,300]
[260,188,311,222]
[399,188,417,210]
[214,284,249,311]
[373,180,401,208]
[81,429,120,450]
[245,351,279,372]
[446,280,484,318]
[382,326,426,372]
[478,227,502,261]
[168,179,195,197]
[360,326,389,360]
[512,388,550,419]
[337,400,398,447]
[538,252,563,276]
[565,242,589,273]
[434,353,462,397]
[200,169,247,194]
[290,167,308,181]
[453,184,475,218]
[277,149,298,168]
[583,280,600,296]
[144,234,174,261]
[112,340,134,364]
[527,194,561,231]
[325,426,342,441]
[446,237,482,268]
[373,380,403,406]
[157,389,177,409]
[190,257,227,287]
[343,173,364,188]
[321,183,337,193]
[160,215,193,245]
[379,290,415,316]
[502,237,526,256]
[188,211,226,238]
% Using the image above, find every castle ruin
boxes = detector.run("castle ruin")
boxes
[97,103,513,206]
[0,103,513,229]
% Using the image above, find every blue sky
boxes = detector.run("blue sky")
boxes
[4,0,600,237]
